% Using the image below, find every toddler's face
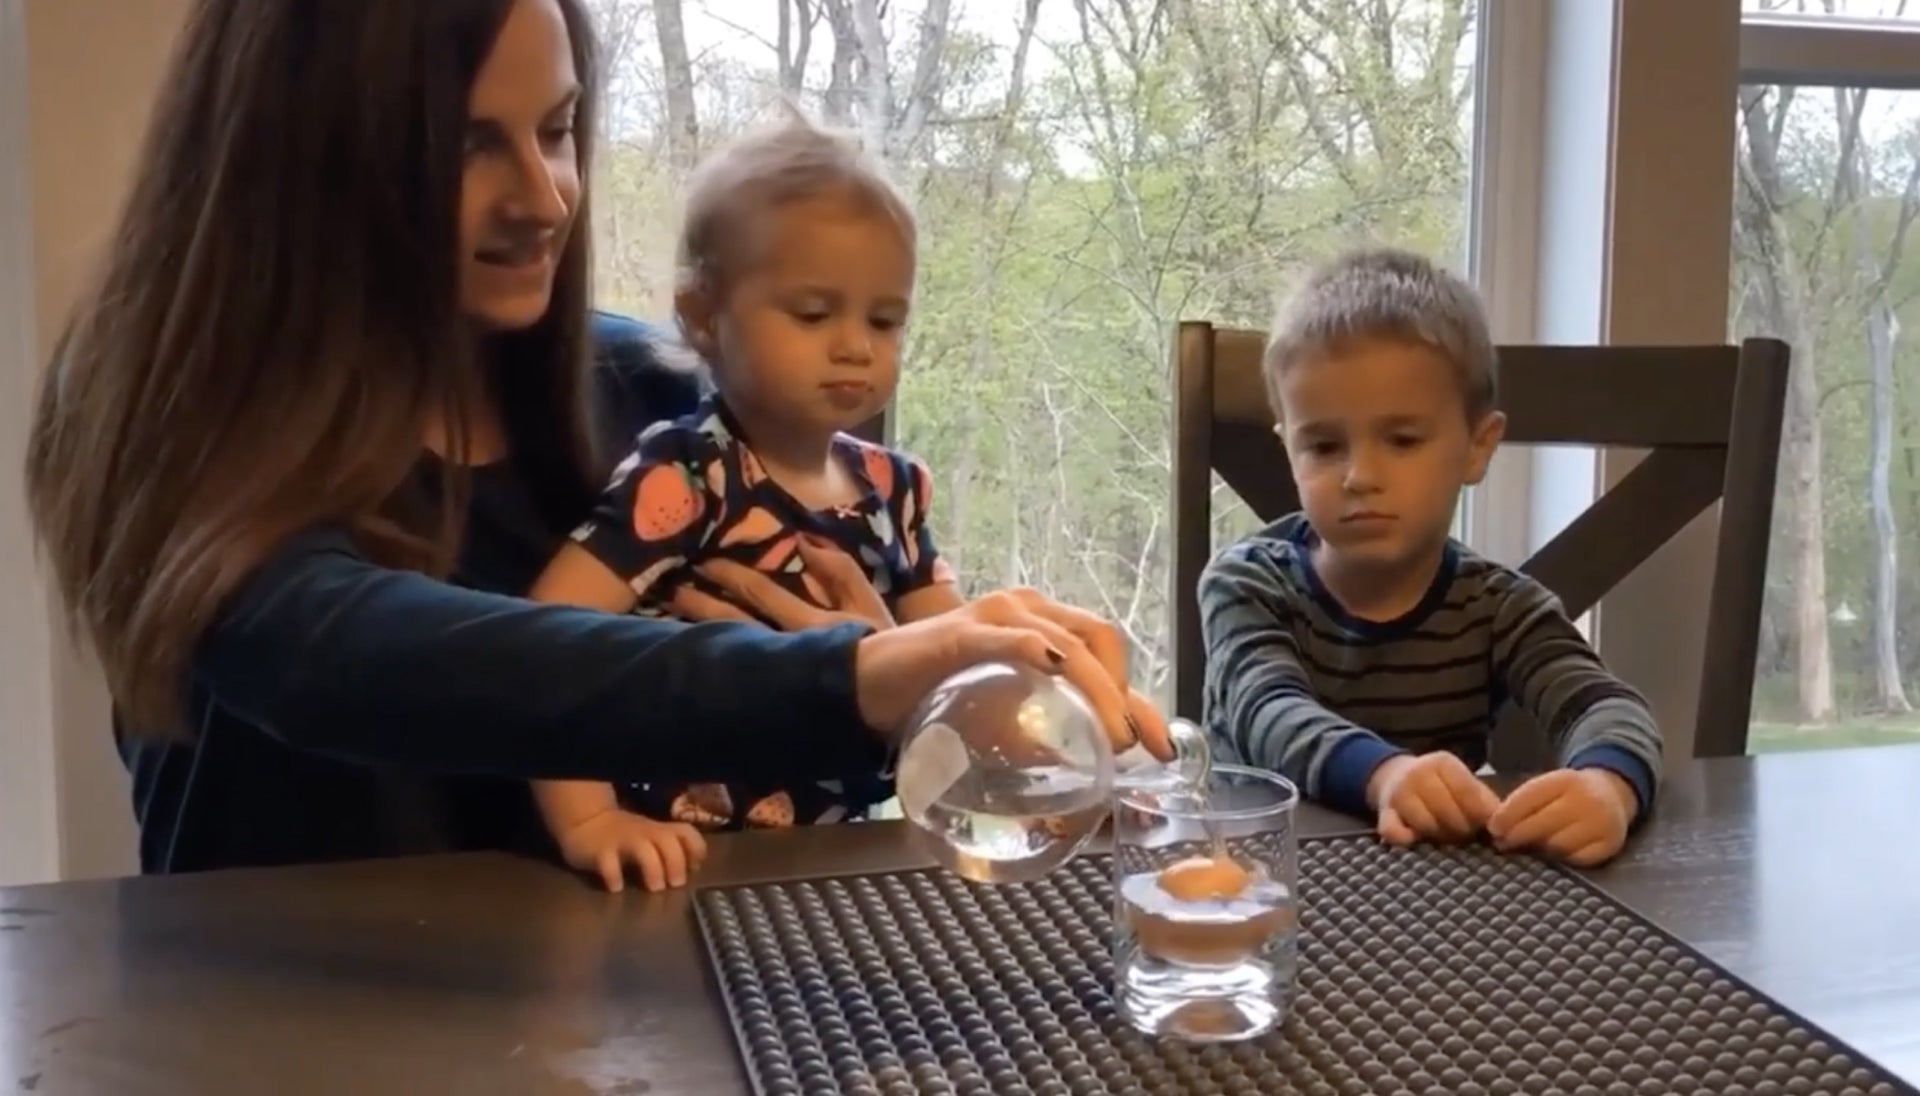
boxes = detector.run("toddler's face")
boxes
[690,193,914,443]
[1276,339,1503,572]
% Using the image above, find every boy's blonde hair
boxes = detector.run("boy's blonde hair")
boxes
[1263,247,1497,421]
[675,103,916,301]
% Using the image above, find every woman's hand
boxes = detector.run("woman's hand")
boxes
[667,536,894,630]
[853,587,1173,760]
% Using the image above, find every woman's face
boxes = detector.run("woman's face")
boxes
[459,0,582,331]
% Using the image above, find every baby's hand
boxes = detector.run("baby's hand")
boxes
[1488,768,1635,868]
[556,808,708,893]
[1367,752,1502,846]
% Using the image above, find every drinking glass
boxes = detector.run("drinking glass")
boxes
[1111,764,1300,1041]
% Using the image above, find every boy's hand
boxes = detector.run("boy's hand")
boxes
[1366,752,1502,846]
[556,808,708,893]
[1488,768,1635,867]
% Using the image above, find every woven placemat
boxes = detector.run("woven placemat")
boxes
[694,835,1912,1096]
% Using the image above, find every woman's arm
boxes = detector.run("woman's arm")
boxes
[194,527,884,785]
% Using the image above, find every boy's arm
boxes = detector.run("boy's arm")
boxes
[1492,575,1663,819]
[1199,547,1405,815]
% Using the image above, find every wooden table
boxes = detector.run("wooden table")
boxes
[3,746,1917,1095]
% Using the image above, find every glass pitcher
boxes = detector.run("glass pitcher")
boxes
[893,660,1211,884]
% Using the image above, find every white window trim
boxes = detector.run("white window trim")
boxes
[1464,0,1549,567]
[1465,0,1619,576]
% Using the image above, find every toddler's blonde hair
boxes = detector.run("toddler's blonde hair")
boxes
[675,103,915,304]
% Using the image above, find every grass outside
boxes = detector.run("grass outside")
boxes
[1748,716,1920,754]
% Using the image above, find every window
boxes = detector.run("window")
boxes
[1734,0,1920,752]
[587,0,1483,700]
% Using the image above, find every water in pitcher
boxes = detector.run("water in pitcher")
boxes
[896,660,1219,883]
[905,764,1112,883]
[895,661,1114,883]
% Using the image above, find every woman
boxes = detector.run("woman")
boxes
[25,0,1165,876]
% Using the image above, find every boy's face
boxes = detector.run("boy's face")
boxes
[1276,339,1504,571]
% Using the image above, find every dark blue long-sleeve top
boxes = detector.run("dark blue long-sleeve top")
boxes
[117,313,884,873]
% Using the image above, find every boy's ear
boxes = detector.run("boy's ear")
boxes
[1464,409,1506,485]
[1270,419,1293,456]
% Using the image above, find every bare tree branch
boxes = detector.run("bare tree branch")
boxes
[778,0,820,96]
[852,0,895,154]
[821,0,858,124]
[653,0,700,169]
[892,0,954,155]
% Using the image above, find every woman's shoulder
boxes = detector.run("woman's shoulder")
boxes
[587,311,708,451]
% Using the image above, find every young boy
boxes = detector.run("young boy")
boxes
[1200,247,1660,867]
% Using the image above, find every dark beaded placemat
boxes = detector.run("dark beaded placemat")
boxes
[694,835,1914,1096]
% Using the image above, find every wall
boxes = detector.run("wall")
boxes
[0,0,190,884]
[0,0,57,886]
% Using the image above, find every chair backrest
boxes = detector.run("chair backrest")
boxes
[1169,321,1791,762]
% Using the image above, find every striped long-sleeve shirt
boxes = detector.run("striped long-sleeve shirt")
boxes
[1200,515,1662,820]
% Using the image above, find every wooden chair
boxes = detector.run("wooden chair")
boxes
[1168,321,1791,762]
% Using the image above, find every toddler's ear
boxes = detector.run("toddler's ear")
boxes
[674,286,719,359]
[1464,409,1506,485]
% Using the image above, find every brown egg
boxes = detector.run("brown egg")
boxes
[1156,855,1252,901]
[1121,860,1295,967]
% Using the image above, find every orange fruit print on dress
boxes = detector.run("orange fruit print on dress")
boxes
[860,445,894,499]
[631,462,705,542]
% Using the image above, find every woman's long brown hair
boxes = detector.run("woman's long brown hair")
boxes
[25,0,604,735]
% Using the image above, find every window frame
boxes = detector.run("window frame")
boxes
[1467,0,1920,756]
[1741,12,1920,88]
[1476,5,1920,571]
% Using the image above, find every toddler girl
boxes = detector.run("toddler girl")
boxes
[527,108,961,891]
